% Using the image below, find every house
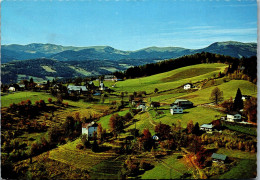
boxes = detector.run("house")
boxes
[171,99,193,109]
[226,112,242,122]
[200,124,214,133]
[82,121,98,139]
[170,105,183,114]
[211,153,227,164]
[8,87,16,92]
[67,85,88,94]
[18,84,25,91]
[137,104,147,112]
[183,83,194,90]
[242,95,251,101]
[104,75,118,81]
[132,98,144,106]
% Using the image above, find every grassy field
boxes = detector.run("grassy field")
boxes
[222,122,257,136]
[167,80,257,105]
[1,91,56,107]
[113,63,227,93]
[149,106,224,128]
[141,154,194,179]
[216,148,256,160]
[217,159,256,179]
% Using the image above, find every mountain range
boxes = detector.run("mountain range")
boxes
[2,41,257,63]
[1,41,257,84]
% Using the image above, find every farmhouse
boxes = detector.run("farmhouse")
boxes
[171,99,193,109]
[183,83,194,90]
[200,124,214,133]
[104,75,118,81]
[67,85,88,94]
[170,105,183,114]
[226,112,242,122]
[211,153,227,164]
[82,121,98,140]
[8,87,16,92]
[137,104,147,112]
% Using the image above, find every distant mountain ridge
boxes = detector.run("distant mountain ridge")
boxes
[1,41,257,63]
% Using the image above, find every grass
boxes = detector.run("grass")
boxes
[113,63,227,93]
[141,154,194,179]
[217,159,256,179]
[1,91,55,107]
[149,106,224,128]
[216,148,256,160]
[222,122,257,136]
[169,80,257,105]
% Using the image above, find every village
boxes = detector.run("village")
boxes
[1,64,257,179]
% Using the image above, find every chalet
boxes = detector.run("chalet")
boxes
[226,112,242,122]
[67,85,88,94]
[82,121,98,140]
[242,95,251,101]
[183,83,194,90]
[104,75,118,81]
[171,99,193,109]
[170,105,183,114]
[200,124,214,133]
[211,153,227,164]
[137,104,147,112]
[8,87,16,92]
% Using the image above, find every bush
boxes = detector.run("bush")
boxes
[76,143,84,150]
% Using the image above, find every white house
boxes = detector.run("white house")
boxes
[170,106,183,114]
[104,75,118,81]
[8,87,16,92]
[183,83,194,90]
[82,121,98,139]
[226,113,242,122]
[242,95,251,101]
[137,104,147,112]
[200,124,214,133]
[67,85,88,94]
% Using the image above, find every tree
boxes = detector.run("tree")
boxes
[154,122,171,139]
[109,114,123,138]
[141,129,153,151]
[154,88,159,93]
[210,87,223,105]
[243,97,257,123]
[233,88,243,111]
[97,123,103,141]
[186,120,194,134]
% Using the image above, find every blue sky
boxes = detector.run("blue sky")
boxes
[2,0,257,50]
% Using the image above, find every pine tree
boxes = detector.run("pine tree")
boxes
[233,88,243,110]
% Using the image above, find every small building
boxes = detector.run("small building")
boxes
[242,95,251,101]
[171,99,193,109]
[67,85,88,94]
[8,87,16,92]
[152,135,159,141]
[104,75,117,81]
[211,153,227,164]
[170,105,183,114]
[183,83,194,90]
[200,124,214,133]
[82,121,98,140]
[226,112,242,122]
[137,104,147,112]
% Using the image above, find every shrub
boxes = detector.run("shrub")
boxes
[76,144,84,150]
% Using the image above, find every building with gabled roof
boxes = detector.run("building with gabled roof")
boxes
[67,85,88,94]
[82,121,98,140]
[211,153,227,164]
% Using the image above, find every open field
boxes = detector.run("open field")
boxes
[113,63,227,93]
[141,153,194,179]
[149,106,224,128]
[168,80,257,105]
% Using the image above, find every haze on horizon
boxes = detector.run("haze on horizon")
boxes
[2,0,257,51]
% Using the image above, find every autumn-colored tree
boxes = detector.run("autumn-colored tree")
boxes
[141,129,153,151]
[109,114,123,137]
[97,123,103,141]
[243,97,257,123]
[210,87,223,105]
[221,97,233,112]
[154,122,171,139]
[48,98,52,104]
[186,120,194,134]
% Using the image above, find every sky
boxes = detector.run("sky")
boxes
[1,0,258,50]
